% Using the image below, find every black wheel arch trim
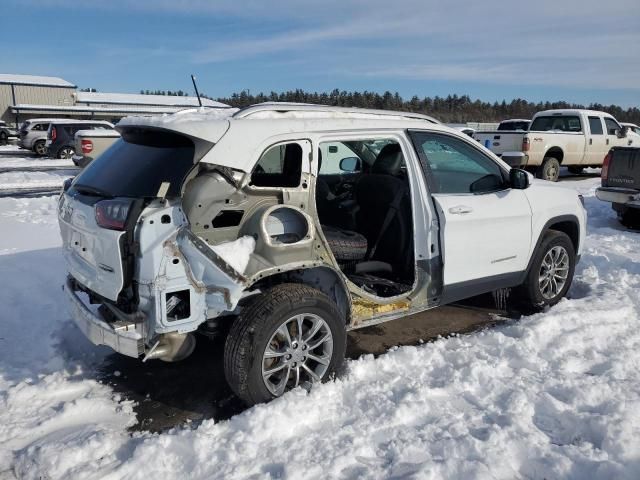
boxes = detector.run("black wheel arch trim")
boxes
[525,214,580,275]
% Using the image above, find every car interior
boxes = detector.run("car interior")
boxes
[315,140,415,298]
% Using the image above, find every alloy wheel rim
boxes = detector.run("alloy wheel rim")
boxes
[538,245,570,299]
[35,143,46,155]
[61,148,73,159]
[262,313,333,397]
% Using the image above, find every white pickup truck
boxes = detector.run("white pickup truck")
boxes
[474,109,638,181]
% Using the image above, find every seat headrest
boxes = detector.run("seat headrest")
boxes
[371,143,403,175]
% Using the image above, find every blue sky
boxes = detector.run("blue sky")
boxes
[3,0,639,107]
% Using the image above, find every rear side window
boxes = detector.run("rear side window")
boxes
[71,130,195,198]
[530,116,582,132]
[250,142,302,188]
[588,117,603,135]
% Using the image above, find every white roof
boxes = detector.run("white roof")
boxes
[621,122,639,128]
[0,74,75,88]
[76,91,228,108]
[535,109,616,118]
[500,119,530,123]
[118,103,452,172]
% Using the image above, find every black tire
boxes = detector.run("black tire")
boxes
[618,208,640,230]
[515,230,576,310]
[58,146,75,159]
[322,225,367,261]
[224,283,346,406]
[0,132,7,146]
[33,140,47,156]
[536,157,561,182]
[567,166,584,175]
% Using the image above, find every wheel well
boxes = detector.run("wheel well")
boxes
[548,221,579,252]
[545,147,564,163]
[249,266,351,324]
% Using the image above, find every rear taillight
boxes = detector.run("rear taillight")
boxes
[51,127,57,142]
[95,199,132,231]
[522,137,530,152]
[601,151,611,181]
[81,139,93,154]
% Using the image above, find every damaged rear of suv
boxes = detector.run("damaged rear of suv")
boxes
[59,103,586,406]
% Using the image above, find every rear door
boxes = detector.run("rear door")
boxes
[585,116,608,166]
[410,131,532,289]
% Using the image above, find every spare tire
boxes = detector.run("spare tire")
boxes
[322,225,367,261]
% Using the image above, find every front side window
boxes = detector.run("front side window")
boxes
[604,117,621,135]
[588,117,604,135]
[411,132,506,194]
[250,142,302,188]
[530,116,582,132]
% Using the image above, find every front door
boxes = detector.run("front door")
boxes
[410,131,532,288]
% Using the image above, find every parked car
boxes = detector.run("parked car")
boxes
[596,147,640,228]
[497,119,530,131]
[0,120,19,146]
[19,118,80,155]
[474,109,637,181]
[58,103,586,406]
[72,129,121,167]
[621,122,640,135]
[46,120,114,159]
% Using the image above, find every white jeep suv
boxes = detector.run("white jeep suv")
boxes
[58,103,587,406]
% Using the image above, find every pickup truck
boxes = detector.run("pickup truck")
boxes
[72,129,121,168]
[474,109,638,181]
[472,119,530,157]
[596,147,640,228]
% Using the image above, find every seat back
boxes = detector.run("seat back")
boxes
[355,144,412,269]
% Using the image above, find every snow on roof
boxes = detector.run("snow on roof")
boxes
[75,129,120,138]
[76,91,228,108]
[0,74,75,88]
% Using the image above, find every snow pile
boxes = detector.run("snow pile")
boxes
[1,177,640,479]
[210,235,256,274]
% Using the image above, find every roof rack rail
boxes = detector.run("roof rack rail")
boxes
[233,102,440,124]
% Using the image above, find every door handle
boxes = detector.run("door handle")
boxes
[449,205,473,215]
[606,139,610,145]
[589,138,593,145]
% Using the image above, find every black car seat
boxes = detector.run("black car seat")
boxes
[354,143,412,275]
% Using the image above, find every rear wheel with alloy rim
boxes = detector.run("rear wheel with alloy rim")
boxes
[515,230,576,310]
[58,146,75,159]
[224,283,346,406]
[33,141,47,156]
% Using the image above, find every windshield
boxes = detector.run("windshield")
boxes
[71,130,195,198]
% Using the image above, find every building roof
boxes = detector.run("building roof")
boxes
[0,74,76,88]
[11,103,217,116]
[76,91,228,108]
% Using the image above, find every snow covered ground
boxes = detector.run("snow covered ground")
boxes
[1,175,640,479]
[0,147,75,193]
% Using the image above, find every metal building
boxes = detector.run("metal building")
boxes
[1,73,228,127]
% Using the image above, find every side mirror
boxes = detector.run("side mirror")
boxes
[510,168,530,189]
[617,126,629,138]
[339,157,361,172]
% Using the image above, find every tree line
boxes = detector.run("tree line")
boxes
[215,89,640,124]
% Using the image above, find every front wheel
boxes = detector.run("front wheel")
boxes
[536,157,561,182]
[515,230,576,310]
[224,284,346,406]
[33,140,47,156]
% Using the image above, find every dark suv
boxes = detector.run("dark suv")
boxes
[46,120,114,159]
